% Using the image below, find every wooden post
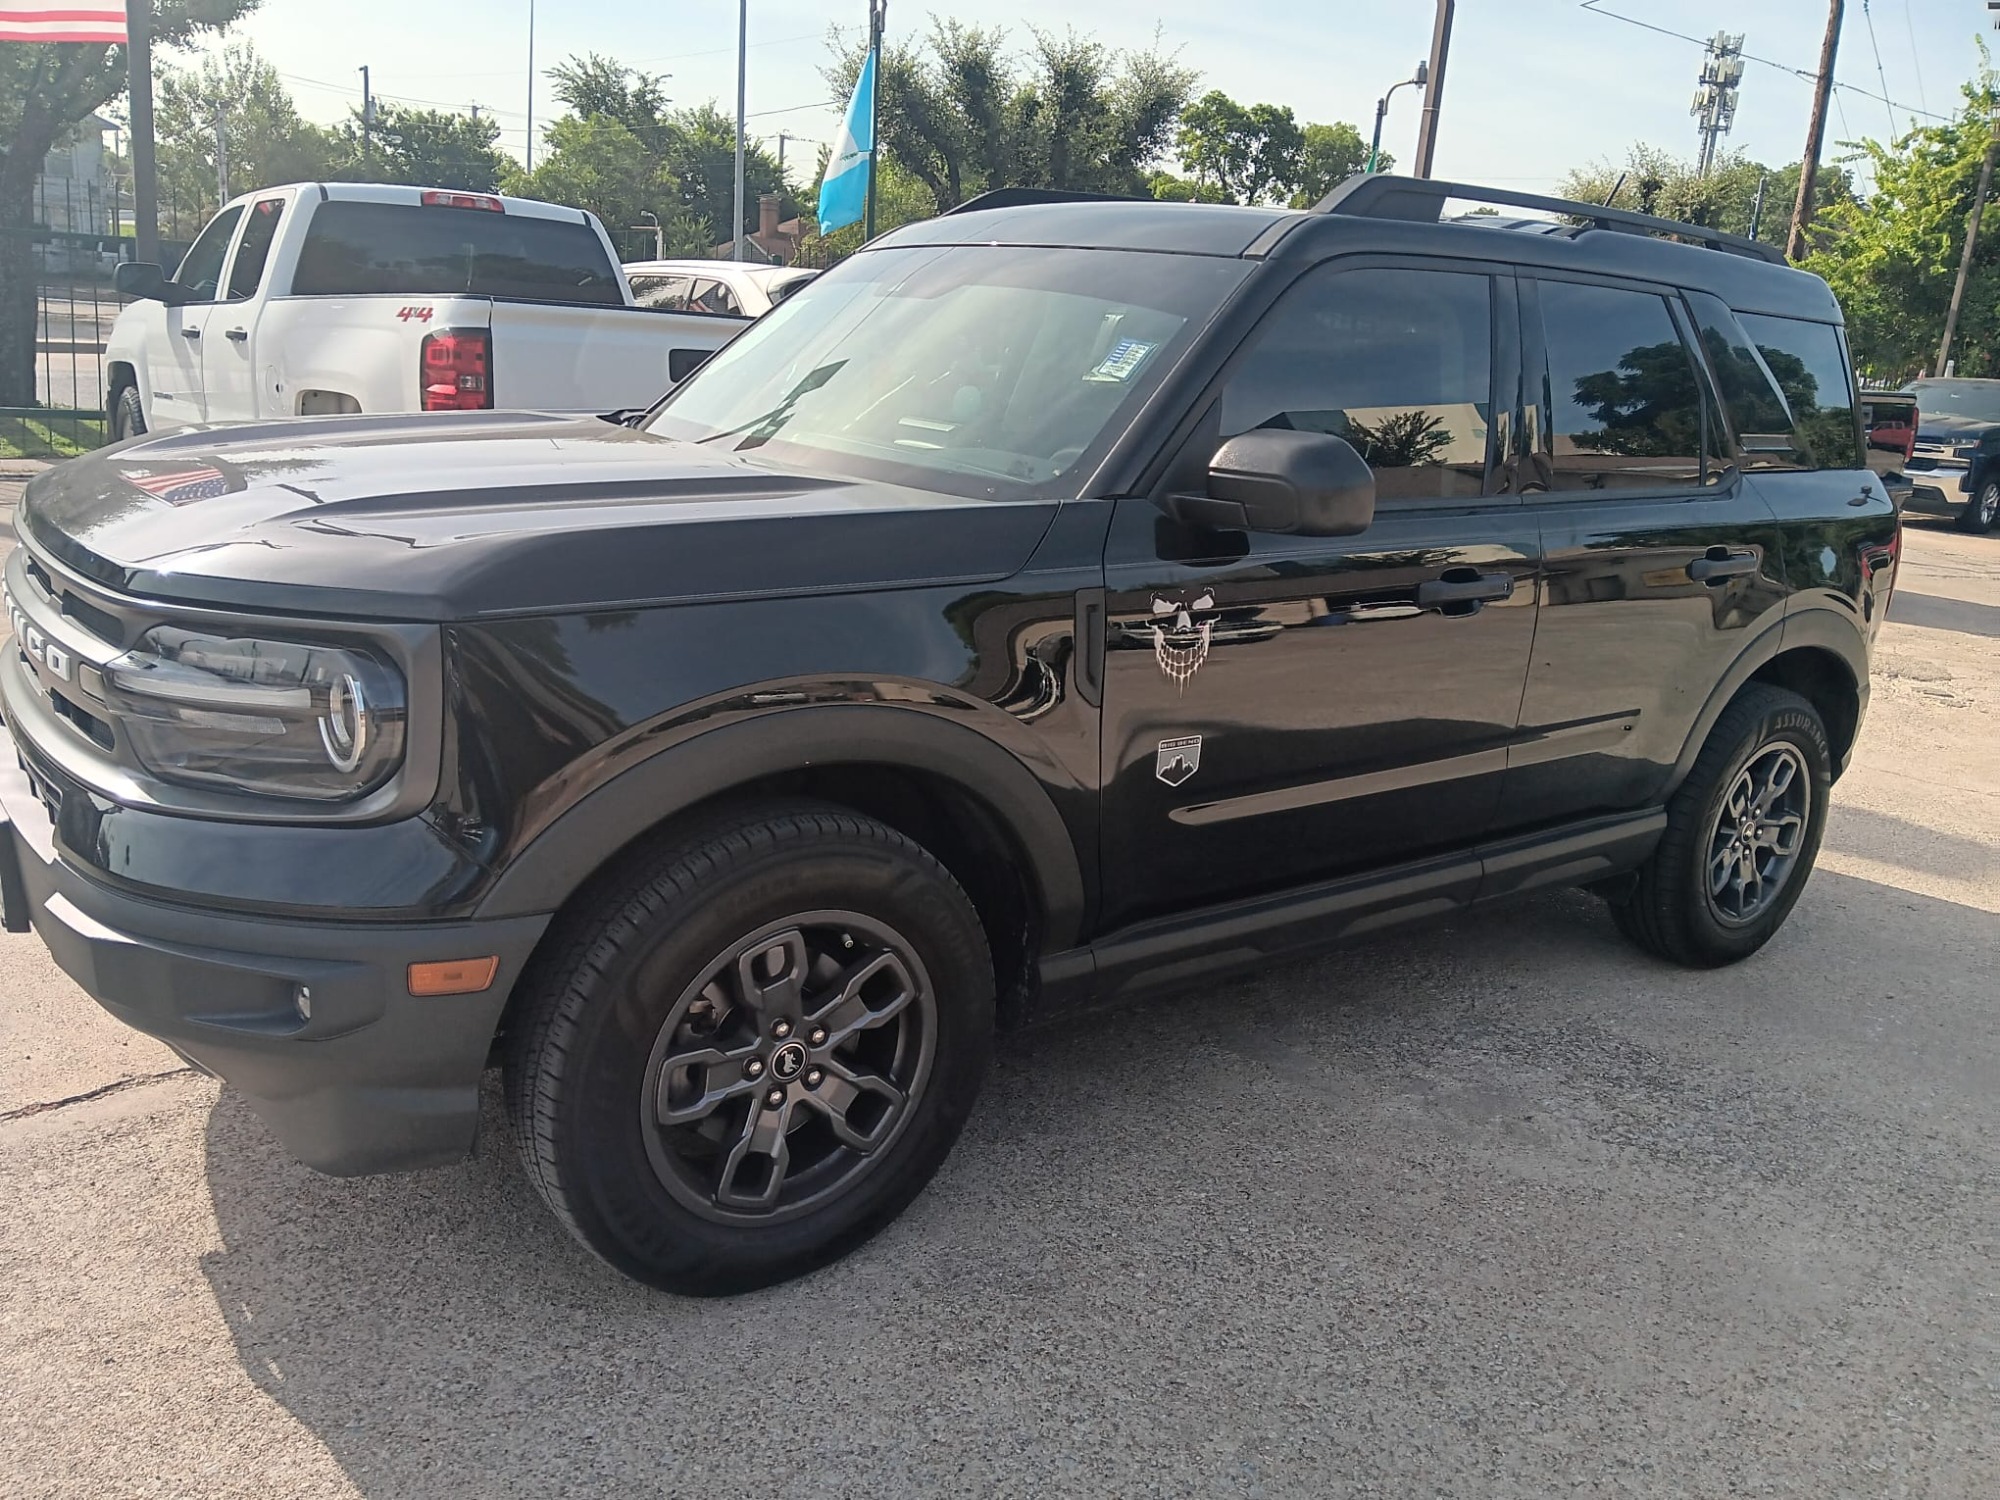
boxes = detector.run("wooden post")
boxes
[1785,0,1843,262]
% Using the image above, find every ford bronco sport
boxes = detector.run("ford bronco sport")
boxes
[0,177,1897,1294]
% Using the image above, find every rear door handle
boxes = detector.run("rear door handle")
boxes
[178,327,201,340]
[224,327,247,342]
[1687,548,1759,584]
[1416,569,1515,611]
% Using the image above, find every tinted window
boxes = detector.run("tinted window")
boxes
[1538,280,1710,491]
[631,273,692,311]
[1686,289,1800,470]
[292,201,623,305]
[1218,266,1493,501]
[689,278,742,316]
[226,197,286,301]
[1741,314,1862,470]
[173,207,243,303]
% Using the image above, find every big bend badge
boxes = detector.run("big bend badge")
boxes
[1155,735,1202,787]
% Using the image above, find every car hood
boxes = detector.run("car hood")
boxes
[18,412,1059,620]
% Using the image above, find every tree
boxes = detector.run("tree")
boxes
[1801,78,1999,380]
[1175,90,1303,206]
[825,22,1195,211]
[1292,121,1372,207]
[1559,144,1854,243]
[0,0,260,403]
[357,103,507,193]
[155,43,337,231]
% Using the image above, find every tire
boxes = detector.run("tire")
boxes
[504,803,995,1296]
[1609,684,1831,969]
[109,385,145,443]
[1958,477,2000,534]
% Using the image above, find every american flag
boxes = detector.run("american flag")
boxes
[0,4,128,43]
[123,466,231,506]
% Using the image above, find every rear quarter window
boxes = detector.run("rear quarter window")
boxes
[1738,313,1863,471]
[292,200,625,306]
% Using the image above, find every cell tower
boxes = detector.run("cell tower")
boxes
[1691,32,1746,177]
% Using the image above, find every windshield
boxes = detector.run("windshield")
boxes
[646,244,1249,501]
[1905,379,2000,424]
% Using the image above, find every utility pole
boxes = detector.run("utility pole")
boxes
[525,0,537,172]
[1938,108,1999,376]
[1691,32,1745,176]
[1785,0,1843,262]
[1748,170,1769,240]
[1412,0,1454,177]
[214,106,228,205]
[775,131,804,184]
[124,0,158,264]
[359,65,373,160]
[732,0,747,261]
[864,0,885,238]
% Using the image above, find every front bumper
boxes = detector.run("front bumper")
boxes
[0,737,548,1175]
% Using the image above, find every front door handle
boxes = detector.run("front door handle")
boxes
[1687,547,1759,584]
[178,326,201,340]
[224,327,248,342]
[1416,569,1515,611]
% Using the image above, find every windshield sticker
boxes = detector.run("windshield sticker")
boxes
[1087,339,1158,384]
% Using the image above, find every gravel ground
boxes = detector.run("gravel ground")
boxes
[0,514,1994,1500]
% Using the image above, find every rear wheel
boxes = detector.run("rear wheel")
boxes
[109,385,145,443]
[1609,684,1831,968]
[1959,477,2000,534]
[504,804,994,1295]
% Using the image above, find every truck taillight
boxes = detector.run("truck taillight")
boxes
[421,190,505,212]
[420,328,492,412]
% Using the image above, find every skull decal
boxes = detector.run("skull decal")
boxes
[1151,590,1216,689]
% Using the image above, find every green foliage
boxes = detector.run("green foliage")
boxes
[1800,78,2000,381]
[1146,170,1226,204]
[826,22,1196,210]
[794,153,937,266]
[1558,143,1854,242]
[1176,91,1302,206]
[1293,121,1373,207]
[155,42,335,223]
[357,103,507,192]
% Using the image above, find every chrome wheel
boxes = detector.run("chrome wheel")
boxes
[1979,482,2000,530]
[641,910,937,1224]
[1705,742,1811,926]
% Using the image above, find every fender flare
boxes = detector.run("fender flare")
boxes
[1664,606,1868,796]
[473,704,1089,947]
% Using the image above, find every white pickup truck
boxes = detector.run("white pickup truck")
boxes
[105,183,748,439]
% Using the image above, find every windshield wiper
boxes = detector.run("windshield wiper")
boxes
[696,360,847,449]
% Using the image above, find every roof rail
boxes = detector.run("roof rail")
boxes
[1314,174,1787,267]
[944,187,1143,215]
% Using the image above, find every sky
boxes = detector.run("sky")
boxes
[200,0,1979,195]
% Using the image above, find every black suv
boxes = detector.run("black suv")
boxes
[0,177,1897,1294]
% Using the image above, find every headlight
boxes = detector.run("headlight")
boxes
[103,627,406,800]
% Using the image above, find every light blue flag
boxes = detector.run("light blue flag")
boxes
[818,46,876,234]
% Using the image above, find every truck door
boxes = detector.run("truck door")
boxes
[202,195,288,422]
[147,204,241,425]
[1097,260,1539,929]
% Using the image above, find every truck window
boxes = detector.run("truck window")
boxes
[1217,265,1495,502]
[173,206,244,303]
[689,278,743,317]
[1536,279,1715,492]
[226,197,287,301]
[291,201,624,306]
[631,273,692,311]
[1738,314,1863,471]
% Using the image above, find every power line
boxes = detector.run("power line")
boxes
[1858,0,1901,139]
[1900,0,1927,118]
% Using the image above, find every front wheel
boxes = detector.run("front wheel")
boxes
[1609,684,1832,968]
[504,805,994,1295]
[109,385,145,443]
[1959,477,2000,534]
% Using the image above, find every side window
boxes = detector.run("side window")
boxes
[172,206,244,303]
[1739,313,1863,471]
[1537,280,1713,491]
[226,197,287,301]
[631,273,692,311]
[689,278,742,317]
[1217,265,1494,501]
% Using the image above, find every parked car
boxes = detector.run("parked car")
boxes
[1861,388,1917,506]
[103,184,746,440]
[1,176,1896,1296]
[1899,376,2000,533]
[623,258,819,318]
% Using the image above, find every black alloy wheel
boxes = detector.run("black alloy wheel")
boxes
[505,804,993,1296]
[643,912,937,1222]
[1961,478,2000,534]
[1703,742,1812,926]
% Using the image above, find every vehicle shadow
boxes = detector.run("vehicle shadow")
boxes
[1888,589,2000,639]
[196,873,2000,1499]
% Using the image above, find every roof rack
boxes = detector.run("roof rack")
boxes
[1314,174,1787,267]
[944,187,1144,215]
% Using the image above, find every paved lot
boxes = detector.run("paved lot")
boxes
[0,510,1995,1499]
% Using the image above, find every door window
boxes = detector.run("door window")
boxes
[689,277,743,316]
[1739,313,1863,471]
[1218,265,1494,501]
[172,206,244,303]
[226,197,287,300]
[630,273,693,311]
[1537,280,1713,491]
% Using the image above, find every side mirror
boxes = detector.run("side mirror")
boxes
[1161,428,1377,537]
[114,261,187,305]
